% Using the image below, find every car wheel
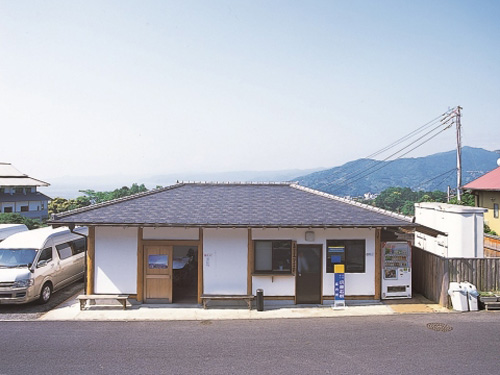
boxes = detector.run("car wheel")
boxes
[38,283,52,304]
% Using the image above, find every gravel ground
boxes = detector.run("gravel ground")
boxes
[0,280,83,321]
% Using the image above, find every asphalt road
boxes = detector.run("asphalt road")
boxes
[0,280,83,321]
[0,313,499,375]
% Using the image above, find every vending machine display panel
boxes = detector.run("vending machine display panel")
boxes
[381,242,412,299]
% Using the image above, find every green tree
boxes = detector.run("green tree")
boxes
[78,189,113,204]
[48,198,72,214]
[0,213,45,230]
[110,183,148,200]
[400,201,415,216]
[448,192,475,206]
[373,187,448,215]
[48,196,91,215]
[430,190,447,202]
[374,187,415,213]
[484,224,497,236]
[79,183,148,204]
[418,194,433,203]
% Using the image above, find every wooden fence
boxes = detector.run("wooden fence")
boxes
[413,246,500,307]
[484,234,500,257]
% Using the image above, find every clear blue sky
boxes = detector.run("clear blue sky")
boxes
[1,0,499,180]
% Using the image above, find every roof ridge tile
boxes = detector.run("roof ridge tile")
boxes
[178,181,293,186]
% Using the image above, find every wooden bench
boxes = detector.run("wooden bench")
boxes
[77,294,129,310]
[200,294,254,310]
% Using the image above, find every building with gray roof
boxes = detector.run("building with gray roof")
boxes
[50,182,414,306]
[0,163,51,220]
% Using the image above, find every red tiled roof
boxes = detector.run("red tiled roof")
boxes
[463,166,500,191]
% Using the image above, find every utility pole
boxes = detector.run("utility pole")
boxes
[456,106,463,202]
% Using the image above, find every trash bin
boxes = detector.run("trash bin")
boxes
[461,282,479,311]
[256,289,264,311]
[448,282,468,311]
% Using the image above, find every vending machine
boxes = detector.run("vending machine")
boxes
[381,241,412,299]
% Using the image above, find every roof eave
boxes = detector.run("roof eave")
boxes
[47,221,416,229]
[464,187,500,192]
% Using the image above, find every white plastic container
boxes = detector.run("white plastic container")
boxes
[461,282,479,311]
[448,282,468,311]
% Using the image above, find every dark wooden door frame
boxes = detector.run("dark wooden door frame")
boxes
[295,244,323,304]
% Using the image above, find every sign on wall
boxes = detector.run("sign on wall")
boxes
[333,264,346,309]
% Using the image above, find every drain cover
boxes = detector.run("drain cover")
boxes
[200,320,212,325]
[426,323,453,332]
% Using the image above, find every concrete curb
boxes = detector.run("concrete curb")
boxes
[38,294,451,321]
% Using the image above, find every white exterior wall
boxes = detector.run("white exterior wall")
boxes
[91,225,378,299]
[143,227,199,240]
[415,202,487,258]
[415,232,448,257]
[203,228,248,294]
[95,227,138,294]
[252,228,376,296]
[28,201,40,211]
[15,201,28,212]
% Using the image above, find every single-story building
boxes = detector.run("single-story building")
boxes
[49,182,414,305]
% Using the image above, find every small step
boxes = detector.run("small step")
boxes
[484,301,500,311]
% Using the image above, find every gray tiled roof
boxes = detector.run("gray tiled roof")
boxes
[49,182,413,228]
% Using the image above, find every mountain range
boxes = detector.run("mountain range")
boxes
[44,147,499,199]
[294,147,500,197]
[45,168,324,198]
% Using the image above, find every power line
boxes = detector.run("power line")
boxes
[327,108,458,189]
[331,123,455,193]
[337,120,453,185]
[415,168,457,191]
[365,110,453,159]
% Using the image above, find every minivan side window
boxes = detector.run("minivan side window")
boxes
[38,247,53,266]
[71,238,86,254]
[56,243,73,260]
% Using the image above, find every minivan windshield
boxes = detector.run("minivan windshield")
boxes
[0,249,37,268]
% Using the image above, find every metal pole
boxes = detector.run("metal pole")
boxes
[456,106,462,202]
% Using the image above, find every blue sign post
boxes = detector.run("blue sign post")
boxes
[333,264,346,309]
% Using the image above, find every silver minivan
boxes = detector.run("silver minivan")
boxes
[0,224,29,242]
[0,226,87,304]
